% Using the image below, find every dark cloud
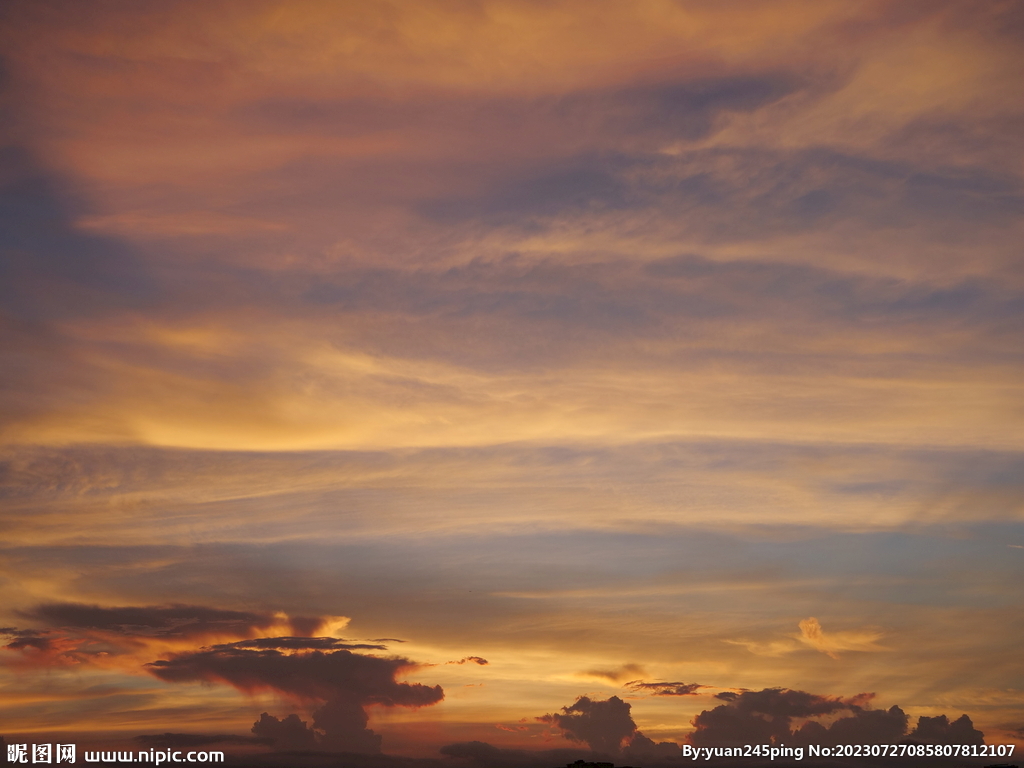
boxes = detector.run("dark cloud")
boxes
[251,713,318,751]
[413,73,803,223]
[148,646,443,754]
[312,697,383,754]
[625,680,705,696]
[213,637,388,652]
[20,602,290,638]
[693,688,875,746]
[147,645,442,705]
[538,696,637,754]
[689,688,985,749]
[0,145,155,322]
[622,732,684,762]
[794,705,908,747]
[505,696,675,765]
[2,604,336,665]
[447,656,488,665]
[908,713,984,745]
[582,664,646,683]
[1,627,56,652]
[420,135,1024,246]
[594,74,804,141]
[299,250,1023,374]
[421,154,636,222]
[685,145,1024,234]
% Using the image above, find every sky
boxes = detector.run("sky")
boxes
[1,0,1023,765]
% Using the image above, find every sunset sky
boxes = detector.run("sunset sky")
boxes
[1,0,1023,764]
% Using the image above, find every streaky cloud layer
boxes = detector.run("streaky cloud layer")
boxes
[1,0,1023,760]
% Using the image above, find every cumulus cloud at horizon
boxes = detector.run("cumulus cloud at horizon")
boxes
[688,687,986,749]
[538,695,679,759]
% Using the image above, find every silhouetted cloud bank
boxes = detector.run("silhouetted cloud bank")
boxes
[149,644,443,754]
[688,688,985,748]
[539,696,638,754]
[539,695,679,759]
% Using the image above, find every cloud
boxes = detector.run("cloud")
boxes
[624,680,706,696]
[494,724,527,732]
[250,712,318,750]
[0,625,110,667]
[1,602,347,669]
[0,146,155,323]
[1,628,59,652]
[148,645,443,753]
[538,694,681,760]
[148,645,443,705]
[622,732,685,762]
[795,705,908,747]
[908,714,985,745]
[1,0,1023,756]
[797,617,885,658]
[723,638,801,657]
[538,696,637,754]
[447,656,489,665]
[211,637,388,651]
[689,687,985,749]
[690,688,859,747]
[580,663,645,683]
[19,602,319,639]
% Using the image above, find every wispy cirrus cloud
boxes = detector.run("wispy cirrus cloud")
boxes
[579,664,646,684]
[797,617,886,659]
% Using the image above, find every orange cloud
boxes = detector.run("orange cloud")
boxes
[797,617,886,659]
